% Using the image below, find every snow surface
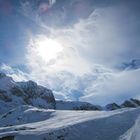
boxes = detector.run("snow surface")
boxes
[119,115,140,140]
[0,106,140,140]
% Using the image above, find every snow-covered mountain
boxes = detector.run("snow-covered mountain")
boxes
[0,72,103,113]
[1,72,140,112]
[105,98,140,110]
[56,100,102,110]
[1,72,140,114]
[0,72,56,114]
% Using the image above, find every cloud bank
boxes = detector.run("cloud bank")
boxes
[1,0,140,105]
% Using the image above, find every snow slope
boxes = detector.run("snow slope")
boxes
[0,106,140,140]
[119,115,140,140]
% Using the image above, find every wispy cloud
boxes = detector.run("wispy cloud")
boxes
[1,0,139,105]
[0,64,28,82]
[80,69,140,105]
[21,1,140,104]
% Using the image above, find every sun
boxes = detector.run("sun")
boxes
[34,37,63,63]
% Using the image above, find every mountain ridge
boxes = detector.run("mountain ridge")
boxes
[0,72,140,113]
[0,72,140,140]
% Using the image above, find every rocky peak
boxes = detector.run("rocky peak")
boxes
[18,80,38,89]
[121,99,139,108]
[105,103,121,111]
[0,73,56,114]
[105,98,140,111]
[56,100,102,111]
[130,98,140,106]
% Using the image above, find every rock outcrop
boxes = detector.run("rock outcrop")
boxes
[121,98,140,108]
[105,103,121,111]
[106,98,140,111]
[0,73,56,114]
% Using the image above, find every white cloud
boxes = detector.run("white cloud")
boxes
[16,1,140,105]
[80,69,140,105]
[0,64,28,82]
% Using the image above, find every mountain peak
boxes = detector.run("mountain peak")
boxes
[0,73,56,114]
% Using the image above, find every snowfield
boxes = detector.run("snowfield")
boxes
[0,106,140,140]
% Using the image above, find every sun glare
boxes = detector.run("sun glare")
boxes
[35,37,63,63]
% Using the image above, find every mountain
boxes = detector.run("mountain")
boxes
[0,72,102,114]
[0,105,140,140]
[1,72,140,113]
[121,98,140,108]
[105,103,121,110]
[56,100,102,110]
[105,98,140,110]
[0,72,56,114]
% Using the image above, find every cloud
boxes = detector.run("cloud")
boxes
[0,64,28,82]
[0,0,139,105]
[1,62,140,106]
[46,5,140,70]
[22,0,140,105]
[80,69,140,105]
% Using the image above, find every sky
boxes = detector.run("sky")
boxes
[0,0,140,105]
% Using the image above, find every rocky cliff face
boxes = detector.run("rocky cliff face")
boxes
[0,72,103,113]
[121,98,140,108]
[0,73,56,114]
[105,103,121,111]
[17,81,56,109]
[105,98,140,110]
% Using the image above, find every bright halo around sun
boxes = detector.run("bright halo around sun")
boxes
[34,37,63,63]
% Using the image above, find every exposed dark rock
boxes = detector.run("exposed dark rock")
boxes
[0,74,56,114]
[56,100,102,111]
[0,136,14,140]
[105,103,121,110]
[121,100,138,108]
[10,86,25,97]
[130,98,140,106]
[105,98,140,111]
[73,104,101,111]
[17,81,56,109]
[0,90,12,102]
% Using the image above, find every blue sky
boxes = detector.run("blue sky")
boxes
[0,0,140,105]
